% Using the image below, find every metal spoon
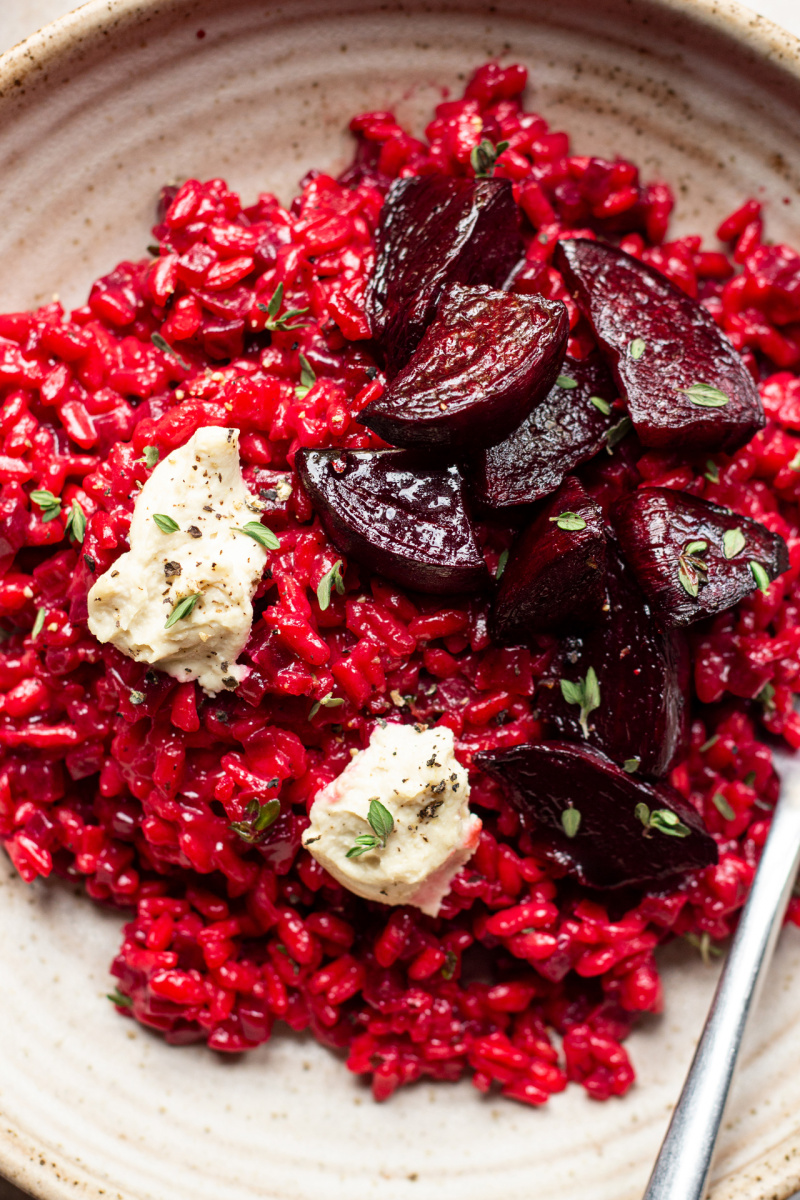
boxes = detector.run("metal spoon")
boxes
[643,748,800,1200]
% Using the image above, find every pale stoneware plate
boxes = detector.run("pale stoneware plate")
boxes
[2,1,800,1198]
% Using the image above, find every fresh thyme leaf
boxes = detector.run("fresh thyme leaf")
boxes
[129,690,145,706]
[549,511,587,532]
[107,988,133,1008]
[704,459,720,483]
[65,500,86,544]
[684,539,708,557]
[151,331,190,371]
[257,282,311,331]
[317,559,345,611]
[139,445,160,468]
[685,931,723,965]
[712,792,735,820]
[441,950,458,980]
[723,528,746,559]
[232,520,280,550]
[559,666,600,738]
[589,395,612,415]
[153,513,180,534]
[556,374,578,389]
[31,607,46,640]
[648,809,691,838]
[561,808,581,838]
[679,382,730,408]
[623,757,640,773]
[628,337,646,360]
[229,798,281,844]
[634,802,650,827]
[790,449,800,472]
[699,733,719,753]
[606,415,633,452]
[743,770,756,788]
[367,797,394,845]
[309,692,345,719]
[345,833,382,859]
[470,138,510,178]
[30,488,62,522]
[295,353,317,400]
[678,555,699,598]
[165,592,200,628]
[749,560,770,593]
[757,681,776,713]
[495,548,509,580]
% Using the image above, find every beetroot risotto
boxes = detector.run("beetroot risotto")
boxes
[3,60,800,1110]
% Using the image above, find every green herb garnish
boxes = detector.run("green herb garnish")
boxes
[628,338,646,360]
[151,331,190,371]
[589,395,612,415]
[749,561,771,593]
[679,382,730,408]
[723,528,745,559]
[232,520,280,550]
[229,797,282,844]
[757,681,776,714]
[635,803,691,837]
[678,541,708,599]
[495,549,509,580]
[549,511,587,532]
[139,446,160,468]
[257,282,311,332]
[317,559,345,611]
[560,666,600,739]
[153,513,180,534]
[704,459,720,483]
[556,374,578,389]
[685,932,723,965]
[561,808,581,838]
[129,690,145,706]
[606,415,633,452]
[699,733,719,753]
[346,797,395,858]
[623,757,641,773]
[441,950,458,980]
[712,792,735,820]
[30,489,62,523]
[65,500,86,544]
[295,353,317,400]
[470,138,510,178]
[31,607,46,640]
[309,692,346,719]
[165,592,201,628]
[107,989,133,1008]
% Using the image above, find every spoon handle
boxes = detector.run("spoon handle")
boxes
[643,762,800,1200]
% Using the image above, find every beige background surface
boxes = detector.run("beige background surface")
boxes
[1,1,800,1199]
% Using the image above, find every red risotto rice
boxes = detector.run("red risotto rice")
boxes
[2,60,800,1108]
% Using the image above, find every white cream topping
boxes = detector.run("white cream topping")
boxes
[87,426,267,694]
[302,723,481,916]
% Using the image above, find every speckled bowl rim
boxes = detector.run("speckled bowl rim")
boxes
[2,1,800,1198]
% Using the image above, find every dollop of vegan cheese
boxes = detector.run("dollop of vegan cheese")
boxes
[87,426,267,694]
[301,723,482,916]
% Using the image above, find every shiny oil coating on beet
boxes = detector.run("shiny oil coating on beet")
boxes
[537,540,689,776]
[365,174,523,374]
[491,477,606,639]
[296,447,488,594]
[360,285,568,451]
[476,740,718,890]
[611,487,790,626]
[555,238,765,453]
[473,351,620,508]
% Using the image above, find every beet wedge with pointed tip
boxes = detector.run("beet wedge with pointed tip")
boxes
[537,539,690,777]
[296,448,488,595]
[491,477,607,640]
[476,740,717,890]
[472,351,620,508]
[366,174,523,374]
[360,284,568,451]
[610,487,789,626]
[554,238,765,453]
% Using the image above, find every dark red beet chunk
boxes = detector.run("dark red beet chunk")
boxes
[295,448,488,595]
[476,740,717,890]
[491,477,607,639]
[537,540,689,777]
[472,351,620,508]
[360,285,568,451]
[555,238,765,453]
[366,175,522,374]
[611,487,789,626]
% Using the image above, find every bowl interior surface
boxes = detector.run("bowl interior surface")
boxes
[2,2,800,1199]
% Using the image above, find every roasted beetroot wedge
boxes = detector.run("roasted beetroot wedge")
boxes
[537,540,689,776]
[611,487,789,626]
[296,448,488,594]
[476,740,717,890]
[555,238,765,453]
[360,285,568,451]
[491,477,607,639]
[472,351,620,508]
[366,175,523,374]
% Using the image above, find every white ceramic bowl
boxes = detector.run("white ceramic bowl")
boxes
[3,1,800,1198]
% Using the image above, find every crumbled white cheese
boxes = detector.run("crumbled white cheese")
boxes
[87,426,267,694]
[302,723,481,916]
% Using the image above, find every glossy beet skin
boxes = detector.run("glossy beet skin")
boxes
[555,239,765,453]
[611,487,790,627]
[491,477,607,640]
[365,175,523,374]
[360,285,568,451]
[476,741,717,890]
[295,448,488,595]
[472,351,620,508]
[537,540,689,777]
